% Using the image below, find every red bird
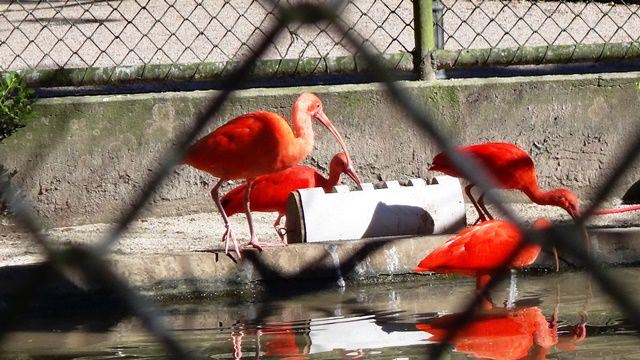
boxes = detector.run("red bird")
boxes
[417,306,558,360]
[429,142,579,223]
[221,152,361,243]
[414,219,553,289]
[184,93,354,257]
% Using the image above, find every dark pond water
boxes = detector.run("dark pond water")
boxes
[2,269,639,359]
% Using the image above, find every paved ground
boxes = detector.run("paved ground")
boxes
[1,0,639,71]
[3,202,639,268]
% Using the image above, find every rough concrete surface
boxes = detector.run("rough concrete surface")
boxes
[2,73,640,229]
[1,204,640,297]
[2,201,639,274]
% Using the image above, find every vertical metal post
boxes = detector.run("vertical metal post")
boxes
[413,0,436,80]
[433,0,445,50]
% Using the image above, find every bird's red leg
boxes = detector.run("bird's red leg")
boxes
[242,178,262,251]
[477,193,494,220]
[211,179,241,258]
[273,213,287,245]
[465,184,486,225]
[242,179,285,250]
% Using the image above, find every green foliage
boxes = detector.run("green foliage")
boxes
[0,72,37,142]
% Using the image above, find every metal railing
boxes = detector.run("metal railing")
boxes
[1,1,640,87]
[1,1,640,358]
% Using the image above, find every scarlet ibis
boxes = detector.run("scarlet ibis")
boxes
[220,152,361,243]
[429,142,579,223]
[417,306,558,360]
[414,219,554,289]
[183,93,353,257]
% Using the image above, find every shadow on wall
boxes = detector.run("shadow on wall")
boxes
[362,202,435,238]
[623,179,640,204]
[0,262,131,333]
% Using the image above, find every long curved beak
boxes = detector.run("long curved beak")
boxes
[314,110,353,165]
[344,164,362,185]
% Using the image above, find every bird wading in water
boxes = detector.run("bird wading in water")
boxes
[414,218,555,290]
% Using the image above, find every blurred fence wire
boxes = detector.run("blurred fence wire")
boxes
[1,0,640,87]
[1,0,640,359]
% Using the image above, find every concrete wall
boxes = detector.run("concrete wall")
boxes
[2,72,640,228]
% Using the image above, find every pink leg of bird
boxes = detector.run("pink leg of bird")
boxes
[231,329,243,359]
[273,213,287,245]
[465,184,487,225]
[211,179,241,258]
[242,179,285,250]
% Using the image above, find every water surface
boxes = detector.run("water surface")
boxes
[2,269,639,359]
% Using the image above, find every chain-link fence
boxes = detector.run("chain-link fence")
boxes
[0,0,415,86]
[2,1,640,358]
[434,0,640,69]
[2,0,640,87]
[0,0,413,70]
[441,0,640,50]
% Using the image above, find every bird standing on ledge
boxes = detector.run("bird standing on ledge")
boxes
[221,152,361,243]
[183,93,355,258]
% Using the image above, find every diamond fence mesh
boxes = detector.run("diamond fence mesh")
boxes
[2,0,640,86]
[440,0,640,51]
[1,1,640,359]
[434,0,640,69]
[0,0,414,81]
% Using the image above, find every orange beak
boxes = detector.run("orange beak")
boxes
[313,110,354,167]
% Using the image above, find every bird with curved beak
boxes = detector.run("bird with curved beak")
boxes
[183,93,354,257]
[220,152,361,243]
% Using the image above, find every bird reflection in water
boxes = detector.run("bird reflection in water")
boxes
[226,281,592,359]
[230,321,309,359]
[417,292,589,359]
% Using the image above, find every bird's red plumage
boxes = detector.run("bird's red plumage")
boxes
[429,142,580,220]
[417,307,556,360]
[221,165,321,216]
[414,219,542,277]
[184,112,306,180]
[181,92,354,256]
[430,142,537,192]
[221,152,353,219]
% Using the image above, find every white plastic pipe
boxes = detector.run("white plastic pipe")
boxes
[286,176,466,243]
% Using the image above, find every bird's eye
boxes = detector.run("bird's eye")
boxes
[316,103,321,109]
